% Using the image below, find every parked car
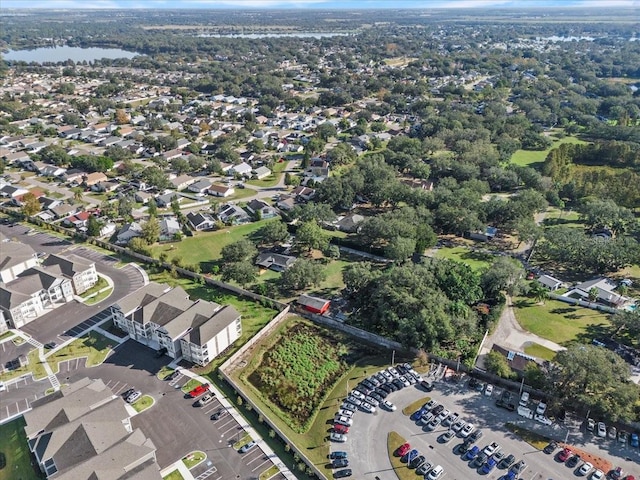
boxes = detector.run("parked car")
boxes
[381,400,396,411]
[610,467,624,479]
[330,432,347,443]
[597,422,606,437]
[484,384,494,396]
[464,446,480,460]
[360,402,376,413]
[332,458,349,468]
[122,387,136,398]
[188,385,209,398]
[410,455,426,469]
[492,451,505,463]
[329,451,348,460]
[618,431,628,445]
[452,419,466,432]
[426,417,441,430]
[591,470,604,480]
[197,393,215,406]
[421,380,434,391]
[334,468,352,478]
[443,412,459,426]
[543,441,558,454]
[416,461,433,476]
[333,424,349,434]
[472,452,488,468]
[239,440,257,453]
[510,459,527,474]
[481,457,497,474]
[483,442,500,456]
[439,430,455,443]
[396,443,411,457]
[460,423,475,437]
[346,396,362,406]
[566,454,581,468]
[210,408,228,421]
[499,454,515,469]
[435,408,451,423]
[631,433,639,448]
[578,462,593,475]
[427,465,444,480]
[341,401,357,412]
[334,416,353,427]
[536,401,547,415]
[608,426,617,440]
[467,430,483,444]
[403,449,419,463]
[338,408,354,418]
[535,414,553,426]
[126,391,141,403]
[424,399,438,410]
[350,390,365,400]
[166,370,180,381]
[587,418,596,432]
[558,447,573,462]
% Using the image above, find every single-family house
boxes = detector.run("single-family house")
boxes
[207,183,235,198]
[218,203,250,224]
[0,184,29,199]
[255,253,296,272]
[292,186,316,201]
[159,218,181,241]
[116,222,143,244]
[245,199,278,219]
[38,196,62,211]
[276,195,296,211]
[60,169,85,185]
[253,166,272,180]
[91,180,119,193]
[305,158,330,178]
[574,277,628,307]
[135,191,153,204]
[156,193,181,208]
[188,178,212,194]
[62,211,91,229]
[229,162,252,177]
[490,344,539,374]
[401,178,434,191]
[38,164,67,177]
[50,203,79,220]
[466,226,498,242]
[335,213,364,233]
[83,172,108,187]
[170,174,197,190]
[186,212,216,231]
[537,274,563,291]
[297,294,331,315]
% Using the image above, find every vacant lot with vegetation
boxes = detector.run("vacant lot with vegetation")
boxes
[510,134,587,167]
[247,321,351,430]
[513,297,611,345]
[434,246,494,271]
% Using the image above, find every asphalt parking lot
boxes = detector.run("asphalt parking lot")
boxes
[0,374,48,423]
[0,336,32,369]
[335,372,639,480]
[60,340,280,480]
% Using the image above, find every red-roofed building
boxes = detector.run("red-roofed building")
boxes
[297,294,331,315]
[63,211,91,229]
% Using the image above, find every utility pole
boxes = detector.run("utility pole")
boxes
[391,350,395,366]
[519,377,525,396]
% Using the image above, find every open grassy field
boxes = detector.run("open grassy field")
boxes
[510,135,588,167]
[47,331,113,372]
[523,342,557,361]
[0,417,43,480]
[512,297,611,346]
[434,246,494,270]
[150,219,275,269]
[542,207,583,229]
[246,160,287,188]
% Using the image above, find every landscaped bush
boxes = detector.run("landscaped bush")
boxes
[247,323,351,429]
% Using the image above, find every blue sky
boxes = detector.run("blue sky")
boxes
[2,0,639,9]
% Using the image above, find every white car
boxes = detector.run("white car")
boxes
[578,462,593,475]
[0,382,5,392]
[436,408,450,423]
[590,469,604,480]
[381,400,396,411]
[536,401,547,415]
[597,422,606,437]
[364,395,379,406]
[381,370,393,381]
[360,402,376,413]
[126,391,142,403]
[330,432,347,443]
[535,414,553,425]
[483,442,500,456]
[334,416,353,427]
[427,465,444,480]
[484,384,494,396]
[460,423,475,437]
[443,412,459,426]
[350,390,365,400]
[338,409,354,418]
[346,396,362,406]
[388,367,399,377]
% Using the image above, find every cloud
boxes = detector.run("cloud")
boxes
[186,0,329,5]
[2,0,120,8]
[426,0,514,7]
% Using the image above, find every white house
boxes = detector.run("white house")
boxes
[159,217,181,241]
[229,162,252,177]
[116,222,143,245]
[186,212,216,231]
[207,184,235,197]
[253,166,271,180]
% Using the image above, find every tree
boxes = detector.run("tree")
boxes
[481,257,525,299]
[71,187,84,202]
[384,236,415,262]
[610,310,640,339]
[342,262,381,294]
[147,197,158,217]
[578,198,635,236]
[118,196,133,219]
[290,203,336,223]
[21,192,40,216]
[141,216,160,244]
[220,239,257,263]
[316,122,337,141]
[484,351,516,379]
[258,220,289,245]
[327,142,357,166]
[295,220,329,253]
[128,237,152,256]
[170,196,181,217]
[221,260,257,286]
[588,287,599,305]
[86,215,102,237]
[547,344,638,422]
[279,259,326,291]
[529,281,550,304]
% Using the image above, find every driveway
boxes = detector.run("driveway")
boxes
[60,340,280,480]
[334,375,639,479]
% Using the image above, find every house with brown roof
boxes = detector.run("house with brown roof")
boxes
[83,172,108,186]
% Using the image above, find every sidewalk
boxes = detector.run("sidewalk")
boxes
[168,360,298,480]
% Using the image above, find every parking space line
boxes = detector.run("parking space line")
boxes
[216,417,235,429]
[246,453,266,466]
[219,424,239,436]
[250,458,271,472]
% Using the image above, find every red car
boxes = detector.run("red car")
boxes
[188,385,209,398]
[334,424,349,434]
[557,447,572,462]
[396,443,411,457]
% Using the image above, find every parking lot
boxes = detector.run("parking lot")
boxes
[0,374,48,423]
[334,369,639,480]
[59,340,281,480]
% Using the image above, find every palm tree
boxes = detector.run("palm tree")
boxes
[531,282,550,304]
[588,287,599,306]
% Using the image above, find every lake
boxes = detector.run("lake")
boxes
[2,46,140,63]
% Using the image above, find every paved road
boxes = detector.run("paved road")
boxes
[334,375,639,480]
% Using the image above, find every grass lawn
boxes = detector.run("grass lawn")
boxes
[0,417,43,480]
[510,135,588,167]
[84,283,114,305]
[512,297,611,346]
[150,219,275,269]
[182,451,205,469]
[0,348,47,382]
[402,396,431,416]
[80,277,109,298]
[523,342,557,361]
[0,331,14,341]
[162,470,184,480]
[12,336,26,345]
[247,161,287,188]
[47,331,113,372]
[157,366,175,380]
[233,433,252,449]
[504,422,549,449]
[132,395,154,413]
[387,431,414,480]
[434,246,494,270]
[259,465,280,480]
[181,378,203,394]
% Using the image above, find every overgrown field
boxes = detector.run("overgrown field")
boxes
[247,322,351,429]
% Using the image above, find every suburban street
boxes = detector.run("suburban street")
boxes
[333,374,639,480]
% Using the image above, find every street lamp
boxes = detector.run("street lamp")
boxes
[391,350,395,366]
